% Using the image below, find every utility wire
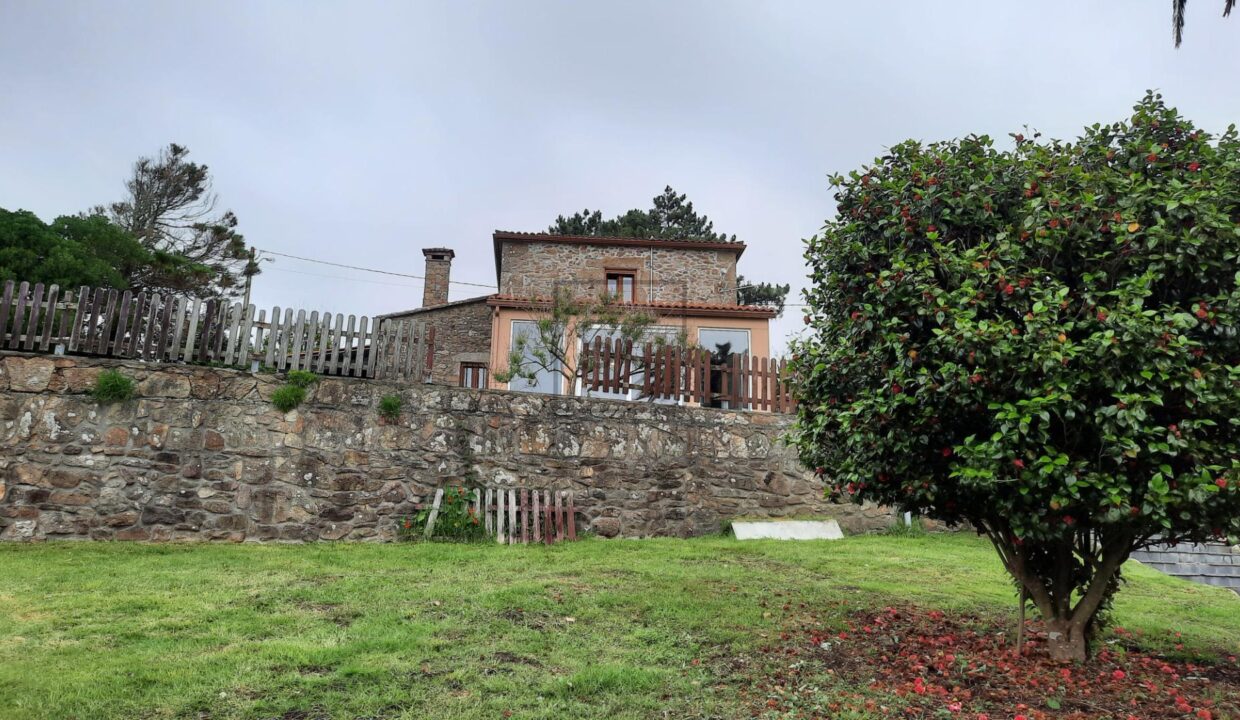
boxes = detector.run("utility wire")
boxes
[257,248,498,289]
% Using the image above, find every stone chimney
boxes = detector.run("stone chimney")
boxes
[421,247,454,308]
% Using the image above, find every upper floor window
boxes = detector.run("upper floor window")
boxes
[606,272,636,303]
[459,362,488,389]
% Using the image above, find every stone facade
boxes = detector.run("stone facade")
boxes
[385,298,493,387]
[0,353,893,542]
[497,239,741,305]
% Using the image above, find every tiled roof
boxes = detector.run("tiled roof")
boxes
[493,230,744,246]
[487,294,777,318]
[377,294,492,319]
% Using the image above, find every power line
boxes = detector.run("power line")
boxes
[257,248,498,289]
[267,266,425,289]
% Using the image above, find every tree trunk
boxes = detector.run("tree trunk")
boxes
[1045,617,1088,663]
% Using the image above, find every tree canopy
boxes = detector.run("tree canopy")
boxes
[1172,0,1234,46]
[103,143,256,297]
[547,186,790,315]
[0,209,150,290]
[790,93,1240,661]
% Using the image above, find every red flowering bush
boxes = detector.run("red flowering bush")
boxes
[791,93,1240,661]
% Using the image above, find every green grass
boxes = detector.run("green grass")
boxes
[0,534,1236,719]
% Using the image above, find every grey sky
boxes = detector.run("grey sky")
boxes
[1,1,1236,353]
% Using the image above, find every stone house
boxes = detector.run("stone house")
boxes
[381,231,777,395]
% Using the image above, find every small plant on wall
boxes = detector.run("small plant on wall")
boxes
[92,370,135,404]
[271,385,305,412]
[270,370,317,412]
[378,394,403,423]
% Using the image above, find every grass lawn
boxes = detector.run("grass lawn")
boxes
[0,533,1237,719]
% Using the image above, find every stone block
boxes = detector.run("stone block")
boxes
[731,520,845,541]
[4,357,54,392]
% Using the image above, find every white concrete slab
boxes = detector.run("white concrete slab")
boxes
[731,519,844,541]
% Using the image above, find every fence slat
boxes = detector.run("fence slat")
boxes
[263,306,280,369]
[68,286,90,352]
[110,291,133,356]
[0,280,13,347]
[555,491,565,542]
[495,487,506,544]
[507,488,517,546]
[566,491,576,541]
[519,488,528,544]
[235,304,254,367]
[484,488,493,535]
[38,284,59,351]
[532,490,542,541]
[182,298,201,362]
[248,308,265,368]
[223,302,242,365]
[8,281,30,350]
[543,490,553,545]
[273,308,292,370]
[141,294,162,360]
[166,296,186,361]
[22,283,45,351]
[327,313,344,375]
[55,290,74,347]
[125,293,145,359]
[365,318,382,378]
[357,317,369,379]
[422,488,444,540]
[340,315,356,376]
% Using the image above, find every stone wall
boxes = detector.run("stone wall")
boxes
[0,352,894,542]
[385,298,493,386]
[498,240,741,305]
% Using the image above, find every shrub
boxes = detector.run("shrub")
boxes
[92,370,135,404]
[378,394,403,422]
[285,370,317,388]
[401,487,486,542]
[271,384,306,413]
[790,93,1240,662]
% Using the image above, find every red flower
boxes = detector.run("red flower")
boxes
[891,383,903,394]
[1112,669,1126,680]
[927,224,938,233]
[1063,515,1075,525]
[1216,477,1228,489]
[1096,310,1107,322]
[1012,459,1025,469]
[1003,284,1015,295]
[1188,161,1201,172]
[942,447,952,458]
[1146,152,1159,163]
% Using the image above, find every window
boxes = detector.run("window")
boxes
[459,363,488,389]
[698,328,751,409]
[605,272,636,303]
[508,320,561,394]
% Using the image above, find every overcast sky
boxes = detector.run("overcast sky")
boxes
[1,1,1237,353]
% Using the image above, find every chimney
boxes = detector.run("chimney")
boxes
[421,247,454,308]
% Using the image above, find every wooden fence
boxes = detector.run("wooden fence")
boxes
[579,336,796,413]
[422,487,578,545]
[0,279,434,382]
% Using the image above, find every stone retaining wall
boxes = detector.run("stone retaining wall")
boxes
[0,352,894,542]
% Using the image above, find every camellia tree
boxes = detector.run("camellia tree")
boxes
[790,93,1240,662]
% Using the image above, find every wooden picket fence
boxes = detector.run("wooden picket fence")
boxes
[580,336,796,413]
[0,279,434,382]
[422,487,578,545]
